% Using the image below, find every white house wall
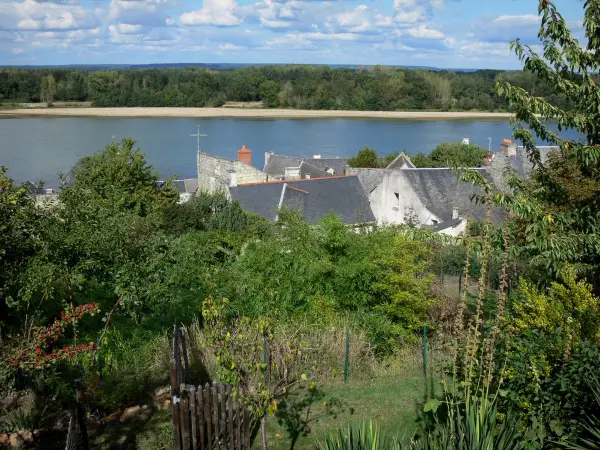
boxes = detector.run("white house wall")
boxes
[369,170,440,226]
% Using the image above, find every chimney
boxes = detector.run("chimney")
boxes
[238,145,252,166]
[313,153,321,159]
[462,138,470,145]
[500,138,517,157]
[305,174,311,179]
[452,207,459,220]
[264,151,274,169]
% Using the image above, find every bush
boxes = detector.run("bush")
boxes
[496,333,600,444]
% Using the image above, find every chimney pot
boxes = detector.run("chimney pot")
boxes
[238,144,252,166]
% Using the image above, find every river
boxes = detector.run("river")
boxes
[0,117,580,186]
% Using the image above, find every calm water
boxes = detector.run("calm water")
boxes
[0,117,580,186]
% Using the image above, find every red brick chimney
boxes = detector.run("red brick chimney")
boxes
[238,145,252,166]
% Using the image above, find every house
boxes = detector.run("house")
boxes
[156,178,199,203]
[229,175,375,224]
[197,145,268,193]
[485,138,560,191]
[263,152,348,180]
[348,165,500,236]
[385,152,416,169]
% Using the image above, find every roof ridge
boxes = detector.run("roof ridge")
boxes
[236,174,357,187]
[286,185,310,194]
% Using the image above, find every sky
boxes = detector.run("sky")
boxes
[0,0,586,70]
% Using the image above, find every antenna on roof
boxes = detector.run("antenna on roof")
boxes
[488,137,492,153]
[191,124,208,153]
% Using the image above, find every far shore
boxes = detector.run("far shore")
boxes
[0,107,514,120]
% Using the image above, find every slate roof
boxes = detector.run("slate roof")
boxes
[346,168,386,196]
[264,154,348,178]
[386,152,416,169]
[300,161,330,179]
[427,218,463,232]
[156,178,199,194]
[401,168,501,223]
[229,175,375,224]
[505,146,558,177]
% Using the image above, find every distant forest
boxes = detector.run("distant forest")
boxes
[0,65,571,111]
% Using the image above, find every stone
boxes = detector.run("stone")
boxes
[16,431,32,443]
[102,410,122,425]
[119,406,142,423]
[153,387,170,398]
[0,433,9,446]
[8,433,23,448]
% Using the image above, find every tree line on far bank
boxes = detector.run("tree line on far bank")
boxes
[0,65,571,111]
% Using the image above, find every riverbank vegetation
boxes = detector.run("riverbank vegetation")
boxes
[1,1,600,449]
[0,65,571,112]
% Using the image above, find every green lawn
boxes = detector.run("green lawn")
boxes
[92,371,434,450]
[263,375,432,450]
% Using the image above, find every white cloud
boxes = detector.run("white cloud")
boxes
[180,0,242,27]
[12,47,23,54]
[0,0,99,31]
[109,0,175,27]
[471,14,541,44]
[219,42,245,51]
[405,24,444,39]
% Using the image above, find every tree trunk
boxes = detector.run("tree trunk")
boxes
[260,416,268,450]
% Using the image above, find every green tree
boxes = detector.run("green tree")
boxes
[260,80,279,107]
[347,147,399,168]
[414,141,489,168]
[492,0,600,279]
[0,167,43,333]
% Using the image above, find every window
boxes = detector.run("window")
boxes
[393,192,400,211]
[432,219,438,225]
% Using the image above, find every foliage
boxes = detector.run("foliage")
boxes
[417,393,527,450]
[12,303,99,371]
[0,65,573,111]
[411,142,490,168]
[315,421,391,450]
[511,266,600,345]
[202,296,311,450]
[491,0,600,279]
[316,395,527,449]
[373,235,436,342]
[562,375,600,449]
[495,332,600,445]
[347,147,399,169]
[60,137,177,219]
[0,166,43,321]
[0,405,48,433]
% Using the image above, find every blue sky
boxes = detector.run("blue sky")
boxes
[0,0,585,69]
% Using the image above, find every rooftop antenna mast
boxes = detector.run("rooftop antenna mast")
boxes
[191,124,207,152]
[488,137,492,153]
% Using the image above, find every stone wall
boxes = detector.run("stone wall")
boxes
[197,151,268,193]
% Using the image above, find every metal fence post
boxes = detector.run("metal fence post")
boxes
[344,327,350,383]
[423,324,427,377]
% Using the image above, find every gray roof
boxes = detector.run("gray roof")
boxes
[264,154,348,177]
[156,178,199,194]
[346,168,386,196]
[386,152,416,169]
[300,161,330,179]
[427,218,463,232]
[487,146,559,192]
[229,176,375,224]
[401,168,501,222]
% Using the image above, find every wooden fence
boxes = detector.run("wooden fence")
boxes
[171,326,253,450]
